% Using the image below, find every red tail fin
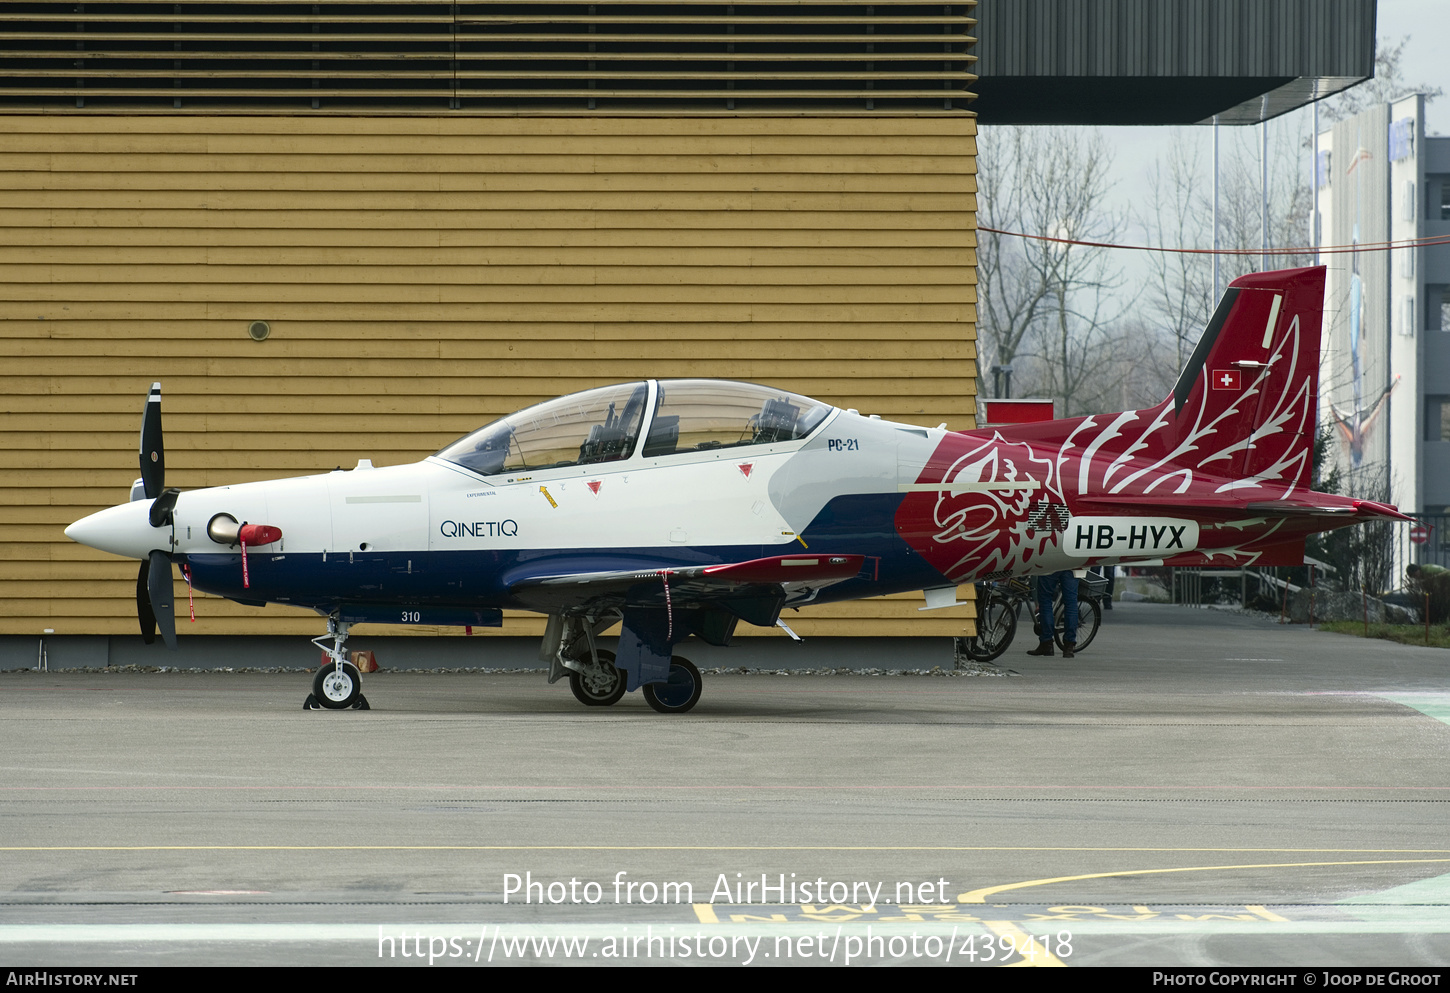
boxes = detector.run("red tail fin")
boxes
[1170,266,1323,496]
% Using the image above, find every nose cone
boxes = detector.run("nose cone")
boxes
[65,500,165,560]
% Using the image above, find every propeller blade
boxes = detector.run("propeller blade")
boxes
[147,550,177,651]
[139,382,164,500]
[136,560,157,645]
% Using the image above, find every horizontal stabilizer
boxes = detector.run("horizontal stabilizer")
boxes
[1345,499,1412,522]
[1244,502,1354,517]
[1079,493,1407,521]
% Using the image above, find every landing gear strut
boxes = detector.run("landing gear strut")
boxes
[304,614,370,711]
[545,613,627,708]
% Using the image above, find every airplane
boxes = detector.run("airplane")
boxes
[65,265,1407,714]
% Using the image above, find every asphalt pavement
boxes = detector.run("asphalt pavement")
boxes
[3,601,1450,968]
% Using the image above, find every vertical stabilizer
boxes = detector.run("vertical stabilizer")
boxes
[1170,266,1324,497]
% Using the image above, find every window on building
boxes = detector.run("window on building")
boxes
[1427,397,1450,442]
[1390,117,1415,161]
[1428,286,1450,331]
[1427,176,1450,220]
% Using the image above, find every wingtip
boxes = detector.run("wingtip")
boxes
[1353,499,1412,522]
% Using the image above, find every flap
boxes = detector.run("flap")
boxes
[507,553,864,616]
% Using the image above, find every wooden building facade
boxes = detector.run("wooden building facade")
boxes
[1,3,978,642]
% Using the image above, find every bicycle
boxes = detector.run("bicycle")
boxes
[959,577,1031,663]
[960,573,1106,662]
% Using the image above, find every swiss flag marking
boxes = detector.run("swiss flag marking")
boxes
[738,463,754,479]
[586,480,601,495]
[1212,369,1242,391]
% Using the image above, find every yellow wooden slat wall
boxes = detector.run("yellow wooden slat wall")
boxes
[0,114,978,639]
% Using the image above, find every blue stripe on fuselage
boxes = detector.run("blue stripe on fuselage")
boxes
[180,493,947,616]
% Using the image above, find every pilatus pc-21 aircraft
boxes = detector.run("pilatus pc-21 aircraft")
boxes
[67,266,1405,714]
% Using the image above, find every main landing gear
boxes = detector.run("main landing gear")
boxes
[304,615,371,711]
[568,649,627,707]
[573,652,702,713]
[642,657,703,714]
[546,614,703,714]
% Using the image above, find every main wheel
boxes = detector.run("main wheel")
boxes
[966,595,1017,662]
[642,656,702,714]
[568,649,626,707]
[312,660,362,710]
[1054,598,1102,652]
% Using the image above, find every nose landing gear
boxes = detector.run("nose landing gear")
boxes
[304,615,371,711]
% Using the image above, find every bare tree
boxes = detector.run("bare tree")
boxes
[1317,460,1398,593]
[976,126,1130,413]
[1108,316,1189,410]
[1214,123,1314,276]
[1138,134,1215,376]
[1317,36,1444,128]
[975,127,1058,396]
[1024,240,1131,416]
[1131,122,1315,415]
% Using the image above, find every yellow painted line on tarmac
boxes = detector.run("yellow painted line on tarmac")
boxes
[982,921,1066,968]
[1245,905,1290,921]
[694,904,720,923]
[959,858,1450,904]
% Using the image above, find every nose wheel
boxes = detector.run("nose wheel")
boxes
[306,660,370,710]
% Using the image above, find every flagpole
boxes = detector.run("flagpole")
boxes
[1261,115,1270,271]
[1213,115,1220,299]
[1313,100,1321,266]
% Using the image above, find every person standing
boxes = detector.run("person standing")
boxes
[1027,570,1078,658]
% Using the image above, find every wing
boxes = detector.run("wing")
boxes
[507,553,866,621]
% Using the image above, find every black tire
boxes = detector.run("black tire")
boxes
[312,661,362,710]
[966,595,1017,662]
[643,656,702,714]
[1054,597,1102,652]
[568,649,626,707]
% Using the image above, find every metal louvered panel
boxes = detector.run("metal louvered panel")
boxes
[3,1,976,112]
